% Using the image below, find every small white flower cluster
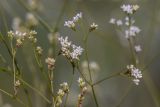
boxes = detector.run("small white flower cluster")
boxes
[9,31,27,39]
[109,18,123,26]
[70,45,84,60]
[77,77,87,106]
[45,57,55,70]
[58,36,83,61]
[14,80,21,87]
[121,4,139,14]
[36,46,43,55]
[134,45,142,52]
[127,65,142,85]
[60,82,69,93]
[8,30,37,47]
[55,82,69,106]
[64,12,82,30]
[78,77,86,88]
[125,25,141,38]
[109,4,142,53]
[89,22,98,32]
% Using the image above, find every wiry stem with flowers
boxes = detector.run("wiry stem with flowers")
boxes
[45,57,56,104]
[8,33,19,96]
[81,20,99,107]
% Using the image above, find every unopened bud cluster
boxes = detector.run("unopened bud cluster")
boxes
[36,46,43,55]
[14,80,21,87]
[7,30,37,47]
[77,77,87,107]
[55,82,69,106]
[45,57,55,70]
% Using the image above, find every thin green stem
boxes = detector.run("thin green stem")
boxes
[17,77,51,104]
[92,71,121,86]
[50,70,54,97]
[84,36,92,83]
[80,20,92,84]
[0,88,28,107]
[128,38,137,65]
[47,69,54,105]
[77,65,91,86]
[33,44,48,80]
[0,25,20,75]
[91,85,99,107]
[80,20,99,107]
[9,37,18,95]
[0,68,51,104]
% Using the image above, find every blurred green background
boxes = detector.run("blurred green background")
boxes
[0,0,160,107]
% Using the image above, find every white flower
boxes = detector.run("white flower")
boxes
[58,36,71,51]
[58,36,83,61]
[125,26,141,38]
[89,22,98,32]
[78,77,86,87]
[45,57,55,70]
[64,21,75,28]
[57,89,65,96]
[109,18,116,24]
[45,57,55,66]
[60,82,69,92]
[121,4,139,14]
[64,12,82,30]
[14,80,21,87]
[134,45,142,52]
[14,31,27,38]
[127,65,142,85]
[70,45,84,60]
[36,46,43,55]
[125,30,130,39]
[116,20,123,26]
[121,4,133,14]
[129,26,141,36]
[73,12,82,22]
[90,23,98,29]
[133,5,139,11]
[131,68,142,79]
[133,79,140,85]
